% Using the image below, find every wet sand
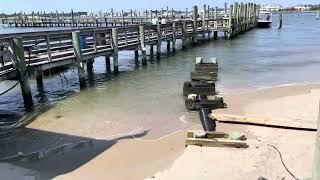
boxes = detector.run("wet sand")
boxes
[1,83,320,180]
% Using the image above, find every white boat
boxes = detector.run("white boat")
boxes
[258,11,272,28]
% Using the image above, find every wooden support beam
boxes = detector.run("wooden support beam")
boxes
[182,21,187,49]
[121,10,125,26]
[130,9,133,24]
[139,25,147,65]
[186,138,248,148]
[202,4,207,40]
[112,28,119,73]
[35,70,44,92]
[71,31,86,88]
[156,24,161,60]
[229,5,233,37]
[190,72,217,81]
[45,35,52,61]
[134,50,139,64]
[192,5,198,44]
[172,22,176,52]
[105,56,111,73]
[150,45,154,58]
[224,3,228,14]
[111,8,114,26]
[9,37,34,109]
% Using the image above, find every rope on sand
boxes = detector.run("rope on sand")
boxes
[268,144,299,180]
[95,124,200,142]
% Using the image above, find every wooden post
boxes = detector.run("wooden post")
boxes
[150,10,153,22]
[9,37,33,109]
[87,59,94,72]
[156,24,162,60]
[35,70,44,92]
[111,8,114,26]
[213,6,218,40]
[241,3,245,31]
[278,12,283,29]
[31,11,35,26]
[45,35,52,61]
[56,10,60,26]
[245,4,248,28]
[166,41,170,52]
[172,22,176,52]
[192,5,198,44]
[150,45,154,58]
[228,5,233,39]
[130,9,133,24]
[62,11,65,26]
[185,8,188,18]
[139,25,147,65]
[134,50,139,64]
[182,21,187,49]
[202,4,207,40]
[105,56,111,73]
[121,10,125,26]
[312,102,320,180]
[234,2,238,34]
[72,31,86,88]
[225,3,228,15]
[71,9,75,27]
[171,8,174,19]
[112,28,119,73]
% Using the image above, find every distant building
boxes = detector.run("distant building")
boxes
[294,5,312,11]
[260,4,283,12]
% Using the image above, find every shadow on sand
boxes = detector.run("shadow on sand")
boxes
[0,127,149,179]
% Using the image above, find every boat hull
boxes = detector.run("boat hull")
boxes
[257,21,272,28]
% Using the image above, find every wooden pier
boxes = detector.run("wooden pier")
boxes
[0,3,259,110]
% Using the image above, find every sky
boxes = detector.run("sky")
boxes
[0,0,318,13]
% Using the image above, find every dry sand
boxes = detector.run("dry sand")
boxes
[147,84,320,180]
[1,84,320,180]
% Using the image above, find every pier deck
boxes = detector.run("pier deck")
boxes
[0,3,259,110]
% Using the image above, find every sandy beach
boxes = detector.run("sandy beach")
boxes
[0,83,319,180]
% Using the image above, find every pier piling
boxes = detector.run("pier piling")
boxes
[9,37,34,109]
[192,6,198,44]
[139,25,147,65]
[35,70,44,92]
[156,24,162,60]
[72,31,86,88]
[112,28,119,73]
[105,56,111,73]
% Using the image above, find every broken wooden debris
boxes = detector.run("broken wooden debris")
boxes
[186,131,248,148]
[195,63,218,73]
[190,72,217,81]
[194,57,218,73]
[185,95,226,110]
[183,81,216,96]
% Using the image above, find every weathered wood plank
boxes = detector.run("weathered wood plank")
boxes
[186,138,248,148]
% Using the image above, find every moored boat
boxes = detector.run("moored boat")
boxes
[258,11,272,28]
